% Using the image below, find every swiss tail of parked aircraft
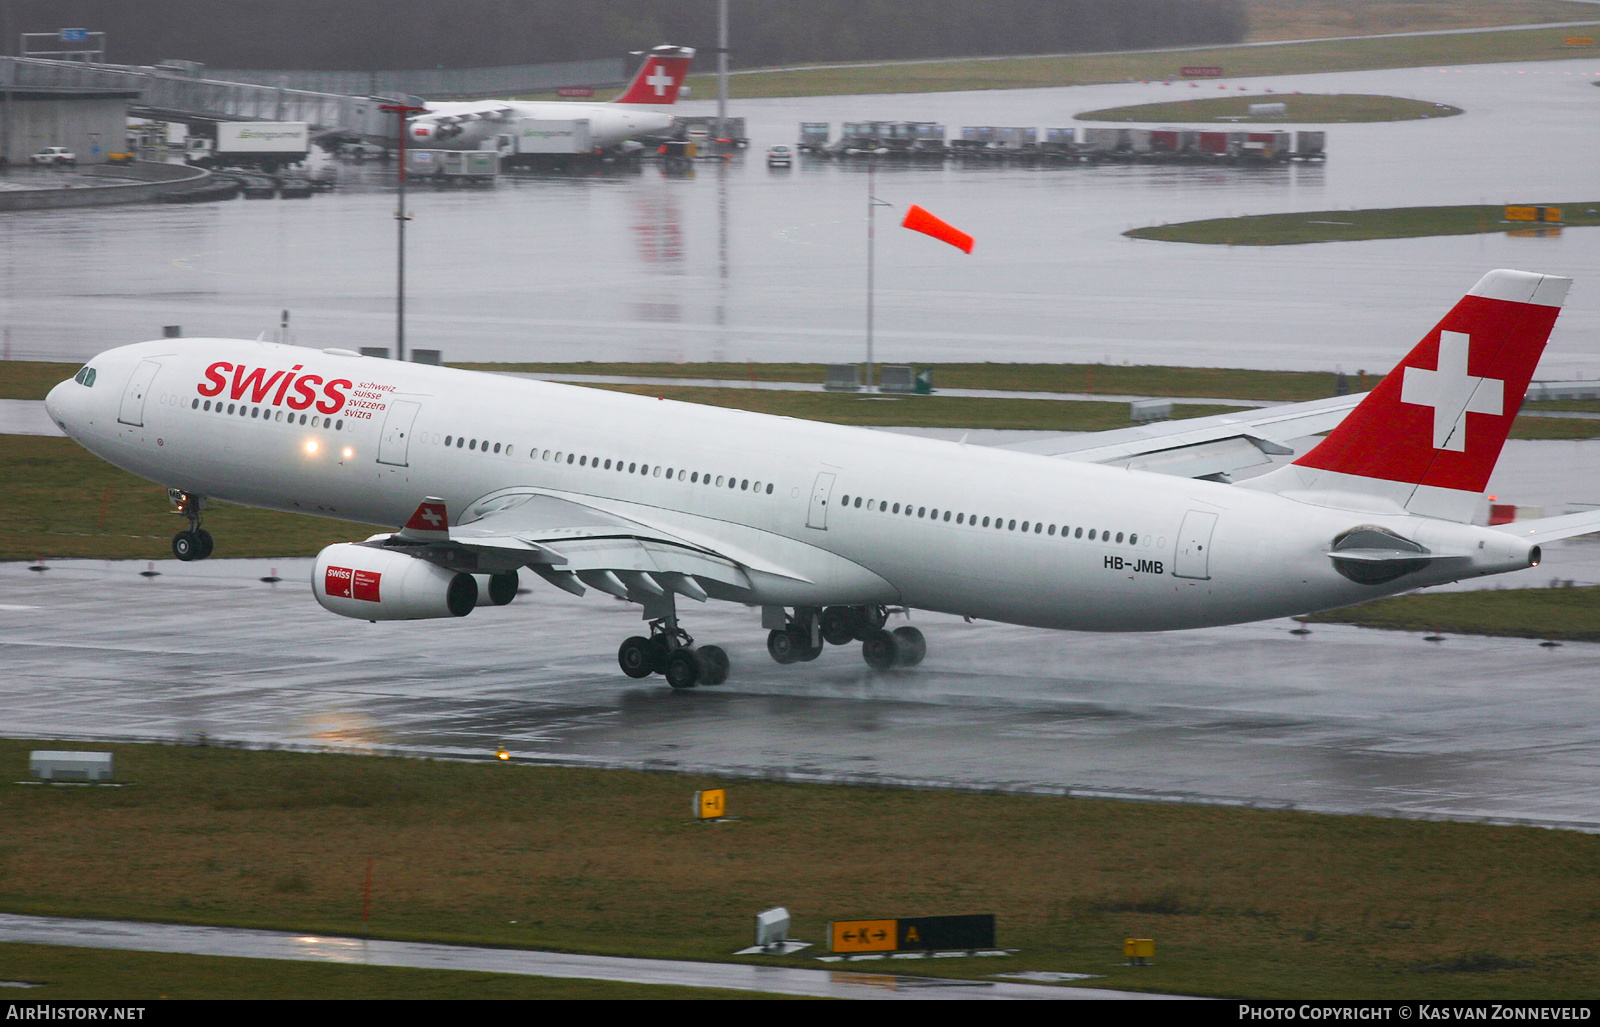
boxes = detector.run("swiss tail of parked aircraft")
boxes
[613,45,696,106]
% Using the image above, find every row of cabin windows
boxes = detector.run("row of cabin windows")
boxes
[191,397,344,431]
[433,436,777,496]
[443,434,508,454]
[837,492,1142,545]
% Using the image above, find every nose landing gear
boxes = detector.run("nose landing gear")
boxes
[168,489,213,561]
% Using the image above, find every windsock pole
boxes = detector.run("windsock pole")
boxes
[865,161,892,390]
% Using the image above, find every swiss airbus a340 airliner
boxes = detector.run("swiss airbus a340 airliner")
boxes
[45,269,1600,688]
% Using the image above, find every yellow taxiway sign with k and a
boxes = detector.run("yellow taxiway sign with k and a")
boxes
[830,919,898,953]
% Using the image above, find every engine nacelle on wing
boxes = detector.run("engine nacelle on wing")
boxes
[313,542,477,621]
[472,571,519,607]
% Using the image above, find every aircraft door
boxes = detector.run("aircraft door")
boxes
[806,472,836,530]
[1174,510,1218,580]
[117,359,162,426]
[377,400,422,467]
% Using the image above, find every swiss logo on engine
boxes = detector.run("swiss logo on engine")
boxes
[325,565,381,602]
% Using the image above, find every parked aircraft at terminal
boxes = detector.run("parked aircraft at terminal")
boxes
[44,270,1600,688]
[407,44,695,154]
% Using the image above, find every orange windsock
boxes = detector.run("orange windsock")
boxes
[901,204,974,253]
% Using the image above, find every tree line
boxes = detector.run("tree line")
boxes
[12,0,1247,71]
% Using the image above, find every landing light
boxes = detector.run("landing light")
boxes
[305,440,319,454]
[343,447,354,459]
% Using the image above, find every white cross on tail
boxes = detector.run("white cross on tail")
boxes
[646,66,674,95]
[1400,330,1504,451]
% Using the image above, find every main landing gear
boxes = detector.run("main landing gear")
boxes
[168,489,214,562]
[770,605,926,671]
[618,618,730,689]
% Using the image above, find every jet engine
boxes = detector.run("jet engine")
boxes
[472,571,519,607]
[313,543,477,620]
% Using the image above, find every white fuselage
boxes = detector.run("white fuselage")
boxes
[46,340,1539,631]
[414,101,674,151]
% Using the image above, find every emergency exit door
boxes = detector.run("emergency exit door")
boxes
[807,472,836,529]
[1174,510,1218,580]
[117,359,162,426]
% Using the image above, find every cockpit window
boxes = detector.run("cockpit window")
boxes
[73,366,98,387]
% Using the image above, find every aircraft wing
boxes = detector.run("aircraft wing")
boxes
[998,393,1366,480]
[384,493,755,604]
[1490,508,1600,543]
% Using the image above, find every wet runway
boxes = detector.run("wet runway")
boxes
[3,61,1600,377]
[5,550,1600,831]
[0,914,1152,999]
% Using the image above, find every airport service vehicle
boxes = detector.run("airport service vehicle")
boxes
[210,123,310,169]
[30,147,77,166]
[405,45,694,155]
[45,270,1600,689]
[766,144,794,167]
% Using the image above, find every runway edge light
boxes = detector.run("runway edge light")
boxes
[693,787,726,820]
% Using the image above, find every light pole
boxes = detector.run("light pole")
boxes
[380,102,425,362]
[865,160,891,390]
[715,0,728,144]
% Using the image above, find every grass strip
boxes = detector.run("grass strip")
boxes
[1074,93,1462,123]
[1241,1,1599,43]
[1127,203,1600,245]
[0,361,78,401]
[575,382,1245,431]
[456,360,1352,402]
[1,739,1598,999]
[659,25,1600,100]
[1303,584,1600,641]
[0,942,781,1000]
[0,435,372,562]
[1,389,1592,562]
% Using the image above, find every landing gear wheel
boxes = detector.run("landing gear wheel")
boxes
[767,628,802,664]
[648,638,673,675]
[821,606,858,646]
[695,645,730,685]
[797,641,823,662]
[891,626,926,667]
[861,628,899,671]
[618,636,656,679]
[664,649,701,689]
[194,529,215,560]
[172,530,199,562]
[851,605,889,641]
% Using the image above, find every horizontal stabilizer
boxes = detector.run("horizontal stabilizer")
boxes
[1490,509,1600,543]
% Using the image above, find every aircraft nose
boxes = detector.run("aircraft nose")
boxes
[44,377,76,434]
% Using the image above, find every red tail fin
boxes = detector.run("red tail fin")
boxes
[1247,270,1569,521]
[614,45,695,106]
